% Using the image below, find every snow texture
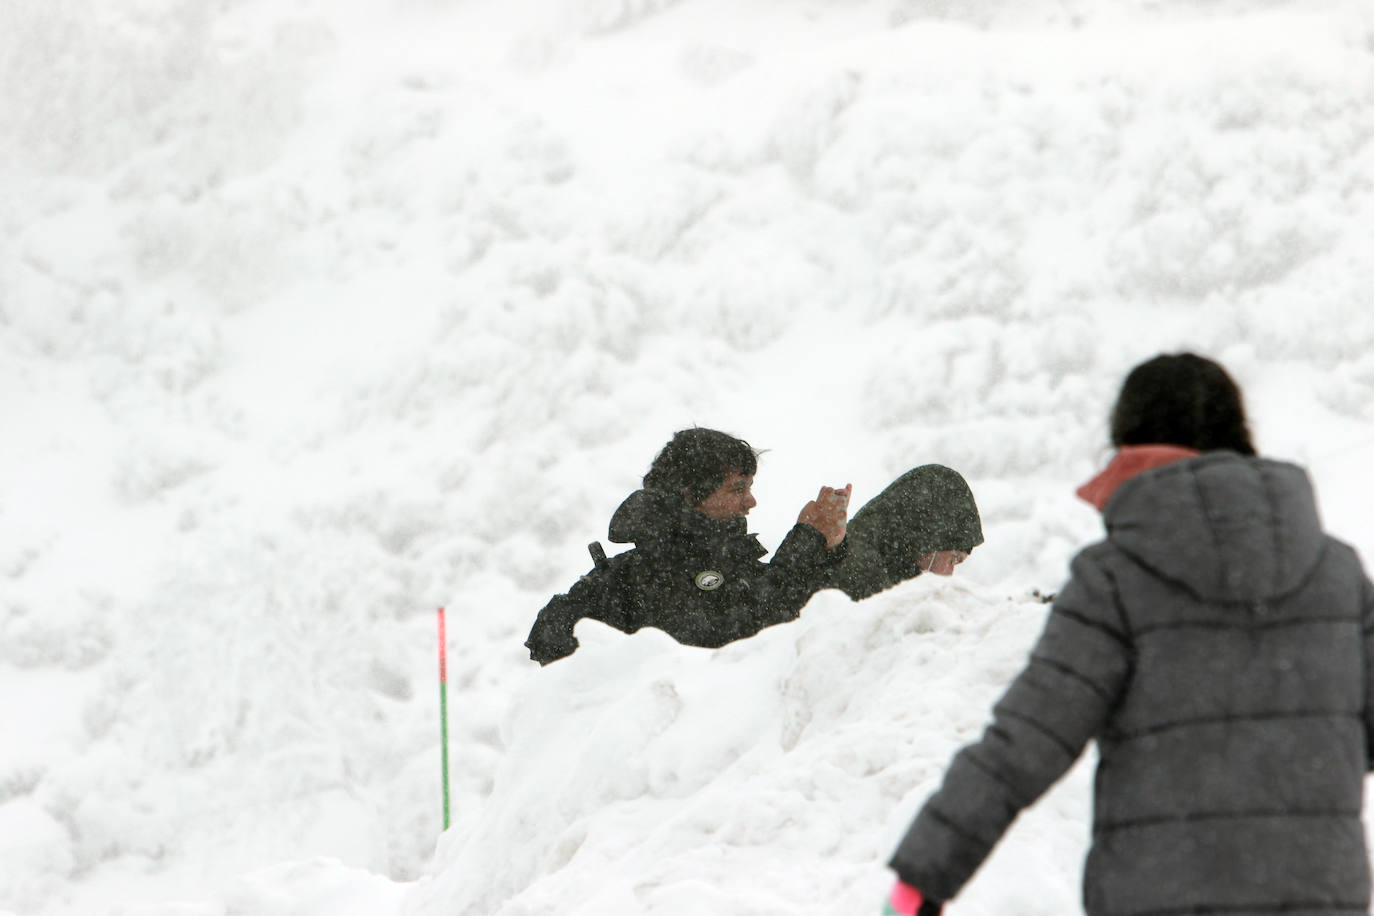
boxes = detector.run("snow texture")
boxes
[3,0,1374,913]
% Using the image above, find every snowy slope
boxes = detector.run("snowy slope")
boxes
[3,1,1374,914]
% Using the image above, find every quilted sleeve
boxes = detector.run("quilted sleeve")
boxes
[888,546,1133,900]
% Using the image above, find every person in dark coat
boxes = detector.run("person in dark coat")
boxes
[525,427,852,665]
[883,353,1374,916]
[832,463,984,600]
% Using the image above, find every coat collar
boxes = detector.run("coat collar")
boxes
[1076,444,1201,512]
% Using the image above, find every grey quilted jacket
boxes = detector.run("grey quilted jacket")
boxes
[890,452,1374,915]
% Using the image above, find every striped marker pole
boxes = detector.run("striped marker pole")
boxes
[438,606,451,831]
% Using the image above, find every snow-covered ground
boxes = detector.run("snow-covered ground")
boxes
[4,1,1374,913]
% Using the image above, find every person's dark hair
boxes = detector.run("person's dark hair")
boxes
[643,427,759,505]
[1110,352,1255,455]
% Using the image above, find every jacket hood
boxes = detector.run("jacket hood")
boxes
[607,488,746,546]
[849,464,985,558]
[1104,452,1325,602]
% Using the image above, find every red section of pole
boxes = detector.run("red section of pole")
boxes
[438,606,449,684]
[438,607,451,831]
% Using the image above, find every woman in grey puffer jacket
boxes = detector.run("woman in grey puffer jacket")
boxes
[884,353,1374,916]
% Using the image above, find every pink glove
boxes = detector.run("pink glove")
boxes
[883,880,942,915]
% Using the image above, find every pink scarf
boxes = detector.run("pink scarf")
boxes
[1076,444,1201,511]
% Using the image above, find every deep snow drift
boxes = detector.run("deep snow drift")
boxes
[3,1,1374,914]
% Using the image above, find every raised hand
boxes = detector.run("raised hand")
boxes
[797,483,852,549]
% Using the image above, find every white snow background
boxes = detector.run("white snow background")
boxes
[4,0,1374,913]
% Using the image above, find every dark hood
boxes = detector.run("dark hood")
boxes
[849,464,985,559]
[1105,452,1325,602]
[826,464,984,600]
[607,488,747,547]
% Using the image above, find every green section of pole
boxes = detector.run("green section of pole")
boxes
[438,606,451,832]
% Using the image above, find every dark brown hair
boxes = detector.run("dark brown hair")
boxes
[1110,353,1255,455]
[643,427,759,505]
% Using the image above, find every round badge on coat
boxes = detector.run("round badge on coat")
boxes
[695,570,724,591]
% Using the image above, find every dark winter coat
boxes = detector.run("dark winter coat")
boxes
[525,488,844,665]
[890,452,1374,915]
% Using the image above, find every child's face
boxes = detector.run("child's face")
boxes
[918,550,969,576]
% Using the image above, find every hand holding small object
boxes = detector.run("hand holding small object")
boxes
[797,483,852,549]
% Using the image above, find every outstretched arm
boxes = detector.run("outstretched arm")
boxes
[525,560,635,665]
[888,548,1132,900]
[739,486,852,635]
